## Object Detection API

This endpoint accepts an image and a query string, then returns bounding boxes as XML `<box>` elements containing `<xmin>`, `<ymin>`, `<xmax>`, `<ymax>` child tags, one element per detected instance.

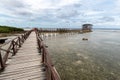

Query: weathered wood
<box><xmin>0</xmin><ymin>32</ymin><xmax>45</xmax><ymax>80</ymax></box>
<box><xmin>0</xmin><ymin>50</ymin><xmax>5</xmax><ymax>70</ymax></box>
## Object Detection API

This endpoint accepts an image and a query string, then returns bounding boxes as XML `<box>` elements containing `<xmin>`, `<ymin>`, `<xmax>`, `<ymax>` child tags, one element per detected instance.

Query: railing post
<box><xmin>0</xmin><ymin>50</ymin><xmax>4</xmax><ymax>70</ymax></box>
<box><xmin>18</xmin><ymin>37</ymin><xmax>21</xmax><ymax>47</ymax></box>
<box><xmin>38</xmin><ymin>41</ymin><xmax>42</xmax><ymax>53</ymax></box>
<box><xmin>45</xmin><ymin>66</ymin><xmax>51</xmax><ymax>80</ymax></box>
<box><xmin>42</xmin><ymin>48</ymin><xmax>45</xmax><ymax>63</ymax></box>
<box><xmin>12</xmin><ymin>40</ymin><xmax>16</xmax><ymax>56</ymax></box>
<box><xmin>51</xmin><ymin>72</ymin><xmax>54</xmax><ymax>80</ymax></box>
<box><xmin>23</xmin><ymin>34</ymin><xmax>25</xmax><ymax>40</ymax></box>
<box><xmin>21</xmin><ymin>35</ymin><xmax>24</xmax><ymax>43</ymax></box>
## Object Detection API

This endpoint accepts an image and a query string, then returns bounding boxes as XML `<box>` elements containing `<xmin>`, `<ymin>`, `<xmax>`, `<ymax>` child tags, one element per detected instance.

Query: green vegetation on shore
<box><xmin>0</xmin><ymin>25</ymin><xmax>24</xmax><ymax>33</ymax></box>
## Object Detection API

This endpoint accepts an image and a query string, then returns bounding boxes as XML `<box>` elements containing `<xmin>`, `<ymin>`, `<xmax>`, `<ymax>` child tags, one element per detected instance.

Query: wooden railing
<box><xmin>35</xmin><ymin>29</ymin><xmax>61</xmax><ymax>80</ymax></box>
<box><xmin>0</xmin><ymin>30</ymin><xmax>32</xmax><ymax>70</ymax></box>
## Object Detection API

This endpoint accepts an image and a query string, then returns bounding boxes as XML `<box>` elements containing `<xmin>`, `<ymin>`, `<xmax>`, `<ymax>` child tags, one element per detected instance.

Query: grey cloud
<box><xmin>0</xmin><ymin>0</ymin><xmax>27</xmax><ymax>10</ymax></box>
<box><xmin>14</xmin><ymin>10</ymin><xmax>33</xmax><ymax>16</ymax></box>
<box><xmin>46</xmin><ymin>0</ymin><xmax>60</xmax><ymax>4</ymax></box>
<box><xmin>8</xmin><ymin>0</ymin><xmax>26</xmax><ymax>8</ymax></box>
<box><xmin>55</xmin><ymin>3</ymin><xmax>81</xmax><ymax>19</ymax></box>
<box><xmin>29</xmin><ymin>13</ymin><xmax>59</xmax><ymax>23</ymax></box>
<box><xmin>57</xmin><ymin>10</ymin><xmax>79</xmax><ymax>19</ymax></box>
<box><xmin>99</xmin><ymin>16</ymin><xmax>115</xmax><ymax>22</ymax></box>
<box><xmin>72</xmin><ymin>3</ymin><xmax>81</xmax><ymax>8</ymax></box>
<box><xmin>0</xmin><ymin>0</ymin><xmax>32</xmax><ymax>17</ymax></box>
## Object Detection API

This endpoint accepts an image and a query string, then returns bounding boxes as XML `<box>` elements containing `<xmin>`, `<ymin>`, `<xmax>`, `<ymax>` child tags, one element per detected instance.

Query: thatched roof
<box><xmin>82</xmin><ymin>24</ymin><xmax>93</xmax><ymax>27</ymax></box>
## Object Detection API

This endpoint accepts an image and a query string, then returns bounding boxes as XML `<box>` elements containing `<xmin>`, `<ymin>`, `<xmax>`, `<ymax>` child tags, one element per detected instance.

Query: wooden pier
<box><xmin>0</xmin><ymin>29</ymin><xmax>61</xmax><ymax>80</ymax></box>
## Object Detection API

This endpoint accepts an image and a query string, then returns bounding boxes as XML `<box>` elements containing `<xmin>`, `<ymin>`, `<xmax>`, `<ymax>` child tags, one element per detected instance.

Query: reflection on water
<box><xmin>44</xmin><ymin>30</ymin><xmax>120</xmax><ymax>80</ymax></box>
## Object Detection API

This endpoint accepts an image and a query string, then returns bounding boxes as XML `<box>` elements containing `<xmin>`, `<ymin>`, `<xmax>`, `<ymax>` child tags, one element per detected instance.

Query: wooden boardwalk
<box><xmin>0</xmin><ymin>32</ymin><xmax>45</xmax><ymax>80</ymax></box>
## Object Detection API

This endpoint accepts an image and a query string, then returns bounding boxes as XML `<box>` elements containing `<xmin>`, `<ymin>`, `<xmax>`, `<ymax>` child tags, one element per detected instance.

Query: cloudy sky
<box><xmin>0</xmin><ymin>0</ymin><xmax>120</xmax><ymax>28</ymax></box>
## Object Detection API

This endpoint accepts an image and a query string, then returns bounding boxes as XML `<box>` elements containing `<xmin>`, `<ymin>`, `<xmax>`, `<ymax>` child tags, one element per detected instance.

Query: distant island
<box><xmin>0</xmin><ymin>25</ymin><xmax>24</xmax><ymax>37</ymax></box>
<box><xmin>0</xmin><ymin>25</ymin><xmax>24</xmax><ymax>33</ymax></box>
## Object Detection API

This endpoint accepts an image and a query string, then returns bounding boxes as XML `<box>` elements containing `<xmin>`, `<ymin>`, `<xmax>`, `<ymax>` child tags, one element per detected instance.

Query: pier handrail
<box><xmin>35</xmin><ymin>28</ymin><xmax>61</xmax><ymax>80</ymax></box>
<box><xmin>0</xmin><ymin>30</ymin><xmax>32</xmax><ymax>70</ymax></box>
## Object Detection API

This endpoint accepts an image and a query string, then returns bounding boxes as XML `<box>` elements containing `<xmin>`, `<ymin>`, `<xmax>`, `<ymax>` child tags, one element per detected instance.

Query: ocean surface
<box><xmin>44</xmin><ymin>30</ymin><xmax>120</xmax><ymax>80</ymax></box>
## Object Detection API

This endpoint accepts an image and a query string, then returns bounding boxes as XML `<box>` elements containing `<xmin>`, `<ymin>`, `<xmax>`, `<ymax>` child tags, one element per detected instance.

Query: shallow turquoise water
<box><xmin>44</xmin><ymin>30</ymin><xmax>120</xmax><ymax>80</ymax></box>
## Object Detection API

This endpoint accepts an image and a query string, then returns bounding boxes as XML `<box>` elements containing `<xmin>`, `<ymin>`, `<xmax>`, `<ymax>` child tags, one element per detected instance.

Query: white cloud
<box><xmin>0</xmin><ymin>0</ymin><xmax>120</xmax><ymax>28</ymax></box>
<box><xmin>83</xmin><ymin>10</ymin><xmax>104</xmax><ymax>16</ymax></box>
<box><xmin>22</xmin><ymin>0</ymin><xmax>80</xmax><ymax>10</ymax></box>
<box><xmin>59</xmin><ymin>0</ymin><xmax>80</xmax><ymax>6</ymax></box>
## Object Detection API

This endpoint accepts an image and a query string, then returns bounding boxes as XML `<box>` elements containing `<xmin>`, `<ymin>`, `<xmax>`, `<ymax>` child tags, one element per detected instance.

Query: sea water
<box><xmin>44</xmin><ymin>30</ymin><xmax>120</xmax><ymax>80</ymax></box>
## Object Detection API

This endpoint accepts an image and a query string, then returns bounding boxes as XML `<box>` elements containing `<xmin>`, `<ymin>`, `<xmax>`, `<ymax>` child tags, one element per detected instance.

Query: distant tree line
<box><xmin>0</xmin><ymin>25</ymin><xmax>24</xmax><ymax>33</ymax></box>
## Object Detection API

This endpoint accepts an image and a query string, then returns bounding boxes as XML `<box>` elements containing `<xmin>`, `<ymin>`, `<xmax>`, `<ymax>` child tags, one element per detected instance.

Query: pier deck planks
<box><xmin>0</xmin><ymin>32</ymin><xmax>45</xmax><ymax>80</ymax></box>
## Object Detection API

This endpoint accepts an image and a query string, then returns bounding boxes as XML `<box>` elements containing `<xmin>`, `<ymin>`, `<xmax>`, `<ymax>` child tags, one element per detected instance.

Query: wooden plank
<box><xmin>0</xmin><ymin>65</ymin><xmax>43</xmax><ymax>74</ymax></box>
<box><xmin>0</xmin><ymin>70</ymin><xmax>45</xmax><ymax>80</ymax></box>
<box><xmin>0</xmin><ymin>65</ymin><xmax>44</xmax><ymax>77</ymax></box>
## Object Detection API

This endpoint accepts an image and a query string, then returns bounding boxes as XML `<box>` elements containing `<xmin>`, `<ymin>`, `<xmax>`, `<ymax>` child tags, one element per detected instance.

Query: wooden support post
<box><xmin>39</xmin><ymin>41</ymin><xmax>42</xmax><ymax>53</ymax></box>
<box><xmin>18</xmin><ymin>37</ymin><xmax>21</xmax><ymax>47</ymax></box>
<box><xmin>42</xmin><ymin>48</ymin><xmax>45</xmax><ymax>63</ymax></box>
<box><xmin>21</xmin><ymin>35</ymin><xmax>24</xmax><ymax>43</ymax></box>
<box><xmin>15</xmin><ymin>43</ymin><xmax>17</xmax><ymax>53</ymax></box>
<box><xmin>0</xmin><ymin>50</ymin><xmax>5</xmax><ymax>70</ymax></box>
<box><xmin>12</xmin><ymin>41</ymin><xmax>16</xmax><ymax>56</ymax></box>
